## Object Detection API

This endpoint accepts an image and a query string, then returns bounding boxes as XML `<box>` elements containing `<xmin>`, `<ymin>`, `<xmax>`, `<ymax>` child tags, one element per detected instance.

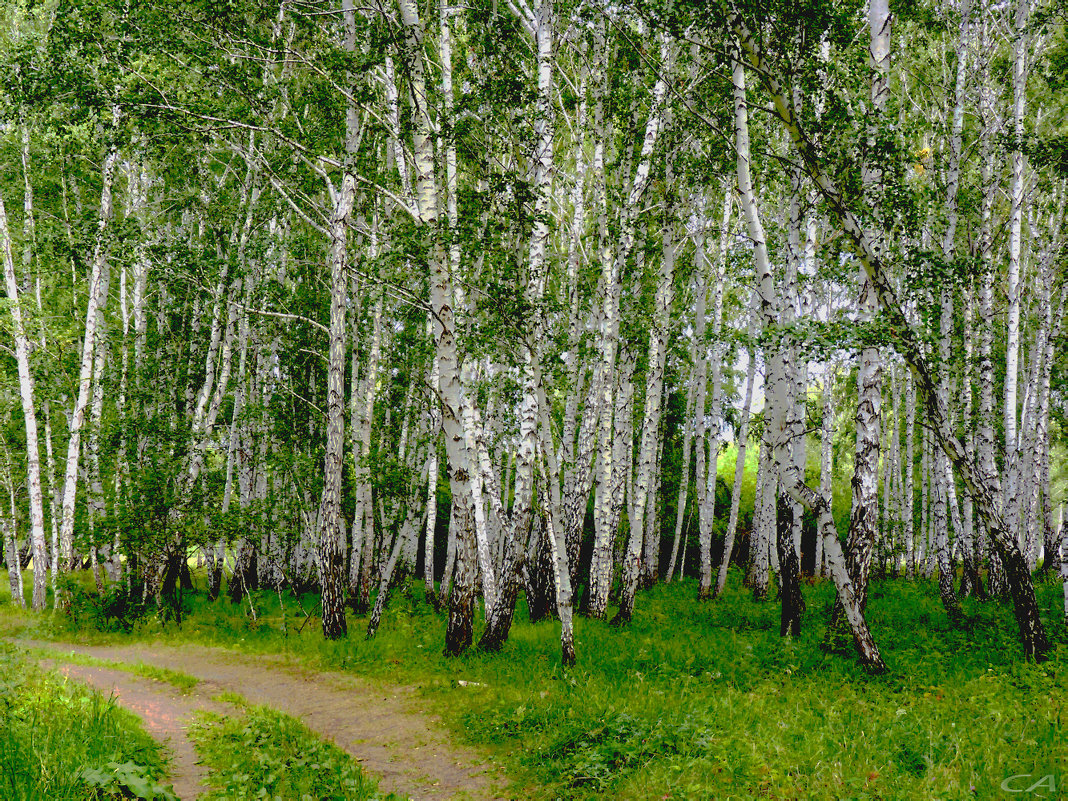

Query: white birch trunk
<box><xmin>1002</xmin><ymin>0</ymin><xmax>1030</xmax><ymax>547</ymax></box>
<box><xmin>398</xmin><ymin>0</ymin><xmax>480</xmax><ymax>655</ymax></box>
<box><xmin>0</xmin><ymin>197</ymin><xmax>47</xmax><ymax>609</ymax></box>
<box><xmin>716</xmin><ymin>297</ymin><xmax>758</xmax><ymax>596</ymax></box>
<box><xmin>666</xmin><ymin>366</ymin><xmax>695</xmax><ymax>583</ymax></box>
<box><xmin>58</xmin><ymin>145</ymin><xmax>118</xmax><ymax>577</ymax></box>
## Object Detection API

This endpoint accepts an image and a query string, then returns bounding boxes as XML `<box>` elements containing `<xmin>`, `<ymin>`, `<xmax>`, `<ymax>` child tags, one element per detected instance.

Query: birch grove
<box><xmin>0</xmin><ymin>0</ymin><xmax>1064</xmax><ymax>669</ymax></box>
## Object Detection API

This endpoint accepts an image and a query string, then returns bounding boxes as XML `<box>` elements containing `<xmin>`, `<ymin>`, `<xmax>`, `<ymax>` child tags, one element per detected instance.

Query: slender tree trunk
<box><xmin>817</xmin><ymin>362</ymin><xmax>837</xmax><ymax>579</ymax></box>
<box><xmin>0</xmin><ymin>198</ymin><xmax>47</xmax><ymax>609</ymax></box>
<box><xmin>398</xmin><ymin>0</ymin><xmax>480</xmax><ymax>655</ymax></box>
<box><xmin>2</xmin><ymin>449</ymin><xmax>24</xmax><ymax>608</ymax></box>
<box><xmin>588</xmin><ymin>33</ymin><xmax>670</xmax><ymax>621</ymax></box>
<box><xmin>697</xmin><ymin>192</ymin><xmax>731</xmax><ymax>601</ymax></box>
<box><xmin>636</xmin><ymin>182</ymin><xmax>678</xmax><ymax>591</ymax></box>
<box><xmin>1002</xmin><ymin>0</ymin><xmax>1030</xmax><ymax>549</ymax></box>
<box><xmin>58</xmin><ymin>144</ymin><xmax>118</xmax><ymax>582</ymax></box>
<box><xmin>318</xmin><ymin>173</ymin><xmax>355</xmax><ymax>640</ymax></box>
<box><xmin>481</xmin><ymin>0</ymin><xmax>556</xmax><ymax>647</ymax></box>
<box><xmin>537</xmin><ymin>381</ymin><xmax>576</xmax><ymax>665</ymax></box>
<box><xmin>424</xmin><ymin>355</ymin><xmax>441</xmax><ymax>603</ymax></box>
<box><xmin>733</xmin><ymin>30</ymin><xmax>885</xmax><ymax>672</ymax></box>
<box><xmin>840</xmin><ymin>0</ymin><xmax>889</xmax><ymax>615</ymax></box>
<box><xmin>666</xmin><ymin>366</ymin><xmax>695</xmax><ymax>583</ymax></box>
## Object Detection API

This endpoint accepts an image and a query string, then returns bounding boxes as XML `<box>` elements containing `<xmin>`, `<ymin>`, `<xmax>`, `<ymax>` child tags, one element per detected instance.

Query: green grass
<box><xmin>0</xmin><ymin>642</ymin><xmax>177</xmax><ymax>800</ymax></box>
<box><xmin>188</xmin><ymin>704</ymin><xmax>405</xmax><ymax>800</ymax></box>
<box><xmin>5</xmin><ymin>566</ymin><xmax>1068</xmax><ymax>799</ymax></box>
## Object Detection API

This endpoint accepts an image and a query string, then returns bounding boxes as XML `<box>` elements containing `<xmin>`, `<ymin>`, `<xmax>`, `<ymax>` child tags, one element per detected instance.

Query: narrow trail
<box><xmin>42</xmin><ymin>659</ymin><xmax>234</xmax><ymax>800</ymax></box>
<box><xmin>19</xmin><ymin>639</ymin><xmax>509</xmax><ymax>801</ymax></box>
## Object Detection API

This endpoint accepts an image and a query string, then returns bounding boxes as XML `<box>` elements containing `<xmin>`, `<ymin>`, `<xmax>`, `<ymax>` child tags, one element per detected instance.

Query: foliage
<box><xmin>64</xmin><ymin>579</ymin><xmax>151</xmax><ymax>633</ymax></box>
<box><xmin>77</xmin><ymin>761</ymin><xmax>179</xmax><ymax>801</ymax></box>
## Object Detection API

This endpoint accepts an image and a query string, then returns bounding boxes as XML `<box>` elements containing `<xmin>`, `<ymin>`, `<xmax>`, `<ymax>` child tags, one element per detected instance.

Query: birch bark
<box><xmin>733</xmin><ymin>29</ymin><xmax>884</xmax><ymax>670</ymax></box>
<box><xmin>398</xmin><ymin>0</ymin><xmax>480</xmax><ymax>655</ymax></box>
<box><xmin>58</xmin><ymin>143</ymin><xmax>118</xmax><ymax>579</ymax></box>
<box><xmin>480</xmin><ymin>0</ymin><xmax>556</xmax><ymax>647</ymax></box>
<box><xmin>0</xmin><ymin>197</ymin><xmax>47</xmax><ymax>609</ymax></box>
<box><xmin>1003</xmin><ymin>0</ymin><xmax>1030</xmax><ymax>546</ymax></box>
<box><xmin>716</xmin><ymin>297</ymin><xmax>758</xmax><ymax>596</ymax></box>
<box><xmin>588</xmin><ymin>35</ymin><xmax>671</xmax><ymax>620</ymax></box>
<box><xmin>841</xmin><ymin>0</ymin><xmax>889</xmax><ymax>614</ymax></box>
<box><xmin>318</xmin><ymin>170</ymin><xmax>356</xmax><ymax>638</ymax></box>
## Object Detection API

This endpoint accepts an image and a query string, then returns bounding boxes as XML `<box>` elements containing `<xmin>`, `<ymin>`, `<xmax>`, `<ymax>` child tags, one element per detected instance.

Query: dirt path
<box><xmin>20</xmin><ymin>639</ymin><xmax>509</xmax><ymax>801</ymax></box>
<box><xmin>40</xmin><ymin>659</ymin><xmax>235</xmax><ymax>800</ymax></box>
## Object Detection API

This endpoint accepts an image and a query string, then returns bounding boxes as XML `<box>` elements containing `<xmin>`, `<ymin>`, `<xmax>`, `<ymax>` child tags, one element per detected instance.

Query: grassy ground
<box><xmin>0</xmin><ymin>641</ymin><xmax>177</xmax><ymax>800</ymax></box>
<box><xmin>188</xmin><ymin>697</ymin><xmax>403</xmax><ymax>801</ymax></box>
<box><xmin>3</xmin><ymin>569</ymin><xmax>1066</xmax><ymax>799</ymax></box>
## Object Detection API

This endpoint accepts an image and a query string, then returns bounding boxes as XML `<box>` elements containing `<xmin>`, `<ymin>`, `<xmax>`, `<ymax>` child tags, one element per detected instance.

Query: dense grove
<box><xmin>0</xmin><ymin>0</ymin><xmax>1066</xmax><ymax>681</ymax></box>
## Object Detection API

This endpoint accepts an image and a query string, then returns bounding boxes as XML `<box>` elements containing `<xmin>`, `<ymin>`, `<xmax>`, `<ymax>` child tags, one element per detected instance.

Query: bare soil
<box><xmin>21</xmin><ymin>639</ymin><xmax>509</xmax><ymax>801</ymax></box>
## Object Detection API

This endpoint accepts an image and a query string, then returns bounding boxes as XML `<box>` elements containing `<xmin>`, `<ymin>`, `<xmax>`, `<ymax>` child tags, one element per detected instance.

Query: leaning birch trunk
<box><xmin>58</xmin><ymin>144</ymin><xmax>118</xmax><ymax>581</ymax></box>
<box><xmin>732</xmin><ymin>43</ymin><xmax>884</xmax><ymax>670</ymax></box>
<box><xmin>0</xmin><ymin>198</ymin><xmax>47</xmax><ymax>609</ymax></box>
<box><xmin>730</xmin><ymin>9</ymin><xmax>1050</xmax><ymax>661</ymax></box>
<box><xmin>367</xmin><ymin>502</ymin><xmax>422</xmax><ymax>639</ymax></box>
<box><xmin>398</xmin><ymin>0</ymin><xmax>480</xmax><ymax>655</ymax></box>
<box><xmin>318</xmin><ymin>172</ymin><xmax>355</xmax><ymax>640</ymax></box>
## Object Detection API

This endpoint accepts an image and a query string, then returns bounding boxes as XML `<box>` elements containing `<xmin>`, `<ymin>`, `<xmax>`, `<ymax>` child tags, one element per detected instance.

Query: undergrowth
<box><xmin>5</xmin><ymin>567</ymin><xmax>1067</xmax><ymax>799</ymax></box>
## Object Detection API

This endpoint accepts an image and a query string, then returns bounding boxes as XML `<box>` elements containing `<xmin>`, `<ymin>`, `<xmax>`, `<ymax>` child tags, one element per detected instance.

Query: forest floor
<box><xmin>15</xmin><ymin>638</ymin><xmax>509</xmax><ymax>801</ymax></box>
<box><xmin>3</xmin><ymin>574</ymin><xmax>1066</xmax><ymax>799</ymax></box>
